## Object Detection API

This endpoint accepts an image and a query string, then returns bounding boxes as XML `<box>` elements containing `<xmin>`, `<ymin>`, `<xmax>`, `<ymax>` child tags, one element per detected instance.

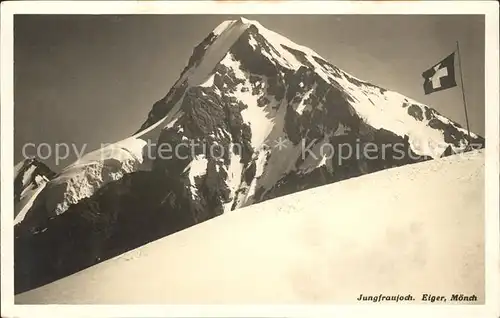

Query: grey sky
<box><xmin>14</xmin><ymin>15</ymin><xmax>485</xmax><ymax>170</ymax></box>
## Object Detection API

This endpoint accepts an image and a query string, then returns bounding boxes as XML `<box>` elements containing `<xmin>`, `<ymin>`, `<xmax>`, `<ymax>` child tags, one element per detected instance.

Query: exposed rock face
<box><xmin>14</xmin><ymin>17</ymin><xmax>485</xmax><ymax>294</ymax></box>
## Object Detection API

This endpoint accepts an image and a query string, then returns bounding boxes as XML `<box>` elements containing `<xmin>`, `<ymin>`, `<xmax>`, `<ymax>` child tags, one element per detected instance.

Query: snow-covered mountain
<box><xmin>14</xmin><ymin>17</ymin><xmax>485</xmax><ymax>294</ymax></box>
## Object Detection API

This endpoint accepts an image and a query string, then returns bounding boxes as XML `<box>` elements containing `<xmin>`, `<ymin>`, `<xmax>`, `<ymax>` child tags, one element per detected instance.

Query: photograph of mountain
<box><xmin>8</xmin><ymin>11</ymin><xmax>491</xmax><ymax>306</ymax></box>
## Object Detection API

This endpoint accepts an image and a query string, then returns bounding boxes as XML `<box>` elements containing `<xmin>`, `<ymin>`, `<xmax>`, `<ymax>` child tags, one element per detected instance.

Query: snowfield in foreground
<box><xmin>16</xmin><ymin>149</ymin><xmax>484</xmax><ymax>304</ymax></box>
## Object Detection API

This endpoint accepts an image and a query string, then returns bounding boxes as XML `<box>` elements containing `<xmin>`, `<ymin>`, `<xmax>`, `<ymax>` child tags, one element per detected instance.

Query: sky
<box><xmin>14</xmin><ymin>14</ymin><xmax>485</xmax><ymax>170</ymax></box>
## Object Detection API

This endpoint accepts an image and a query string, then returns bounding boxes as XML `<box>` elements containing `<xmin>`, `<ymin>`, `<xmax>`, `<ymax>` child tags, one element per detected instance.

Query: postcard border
<box><xmin>1</xmin><ymin>1</ymin><xmax>498</xmax><ymax>317</ymax></box>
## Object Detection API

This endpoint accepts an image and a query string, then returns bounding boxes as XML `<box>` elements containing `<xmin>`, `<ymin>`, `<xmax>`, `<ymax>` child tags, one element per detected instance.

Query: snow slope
<box><xmin>14</xmin><ymin>182</ymin><xmax>47</xmax><ymax>225</ymax></box>
<box><xmin>16</xmin><ymin>149</ymin><xmax>485</xmax><ymax>304</ymax></box>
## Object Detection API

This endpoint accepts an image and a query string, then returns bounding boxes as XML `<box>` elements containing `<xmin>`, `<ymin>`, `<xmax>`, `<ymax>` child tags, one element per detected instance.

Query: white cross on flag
<box><xmin>422</xmin><ymin>52</ymin><xmax>457</xmax><ymax>95</ymax></box>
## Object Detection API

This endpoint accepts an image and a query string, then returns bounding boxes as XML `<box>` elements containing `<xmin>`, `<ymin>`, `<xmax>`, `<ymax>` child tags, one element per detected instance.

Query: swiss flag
<box><xmin>422</xmin><ymin>52</ymin><xmax>457</xmax><ymax>95</ymax></box>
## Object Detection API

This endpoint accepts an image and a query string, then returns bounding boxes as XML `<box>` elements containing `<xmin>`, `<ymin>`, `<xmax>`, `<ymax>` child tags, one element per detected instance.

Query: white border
<box><xmin>1</xmin><ymin>1</ymin><xmax>499</xmax><ymax>317</ymax></box>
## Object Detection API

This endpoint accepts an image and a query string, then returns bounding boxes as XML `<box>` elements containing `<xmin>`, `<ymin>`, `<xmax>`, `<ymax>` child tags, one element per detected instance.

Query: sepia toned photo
<box><xmin>1</xmin><ymin>1</ymin><xmax>499</xmax><ymax>318</ymax></box>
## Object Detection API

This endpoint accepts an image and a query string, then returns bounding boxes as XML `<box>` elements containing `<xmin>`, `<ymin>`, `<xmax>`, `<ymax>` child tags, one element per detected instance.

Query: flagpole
<box><xmin>455</xmin><ymin>40</ymin><xmax>472</xmax><ymax>147</ymax></box>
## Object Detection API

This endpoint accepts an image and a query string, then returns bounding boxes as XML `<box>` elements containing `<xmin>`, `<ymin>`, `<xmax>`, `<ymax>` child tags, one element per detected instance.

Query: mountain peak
<box><xmin>14</xmin><ymin>156</ymin><xmax>57</xmax><ymax>225</ymax></box>
<box><xmin>237</xmin><ymin>16</ymin><xmax>252</xmax><ymax>24</ymax></box>
<box><xmin>14</xmin><ymin>157</ymin><xmax>52</xmax><ymax>179</ymax></box>
<box><xmin>212</xmin><ymin>17</ymin><xmax>256</xmax><ymax>34</ymax></box>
